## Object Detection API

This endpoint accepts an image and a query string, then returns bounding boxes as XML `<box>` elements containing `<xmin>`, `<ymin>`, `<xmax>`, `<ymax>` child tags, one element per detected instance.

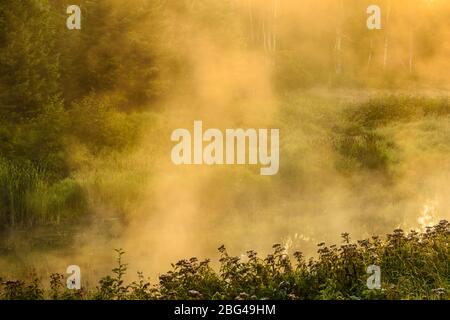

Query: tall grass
<box><xmin>333</xmin><ymin>95</ymin><xmax>450</xmax><ymax>174</ymax></box>
<box><xmin>0</xmin><ymin>159</ymin><xmax>41</xmax><ymax>227</ymax></box>
<box><xmin>0</xmin><ymin>158</ymin><xmax>87</xmax><ymax>228</ymax></box>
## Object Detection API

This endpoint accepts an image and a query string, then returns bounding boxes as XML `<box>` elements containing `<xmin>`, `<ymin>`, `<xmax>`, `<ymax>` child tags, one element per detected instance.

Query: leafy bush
<box><xmin>69</xmin><ymin>95</ymin><xmax>140</xmax><ymax>153</ymax></box>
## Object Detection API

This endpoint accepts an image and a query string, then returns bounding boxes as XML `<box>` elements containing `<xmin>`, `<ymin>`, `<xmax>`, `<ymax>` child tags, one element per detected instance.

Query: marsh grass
<box><xmin>1</xmin><ymin>94</ymin><xmax>448</xmax><ymax>228</ymax></box>
<box><xmin>0</xmin><ymin>158</ymin><xmax>87</xmax><ymax>228</ymax></box>
<box><xmin>333</xmin><ymin>95</ymin><xmax>450</xmax><ymax>175</ymax></box>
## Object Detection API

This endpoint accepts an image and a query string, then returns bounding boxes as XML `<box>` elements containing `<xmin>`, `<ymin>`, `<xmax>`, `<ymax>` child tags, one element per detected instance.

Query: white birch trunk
<box><xmin>383</xmin><ymin>0</ymin><xmax>392</xmax><ymax>71</ymax></box>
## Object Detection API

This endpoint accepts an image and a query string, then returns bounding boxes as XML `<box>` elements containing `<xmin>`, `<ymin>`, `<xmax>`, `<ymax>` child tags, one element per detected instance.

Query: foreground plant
<box><xmin>0</xmin><ymin>221</ymin><xmax>448</xmax><ymax>300</ymax></box>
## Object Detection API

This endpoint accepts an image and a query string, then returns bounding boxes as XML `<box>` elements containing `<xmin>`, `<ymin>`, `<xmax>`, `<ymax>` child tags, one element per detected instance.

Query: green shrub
<box><xmin>69</xmin><ymin>95</ymin><xmax>140</xmax><ymax>154</ymax></box>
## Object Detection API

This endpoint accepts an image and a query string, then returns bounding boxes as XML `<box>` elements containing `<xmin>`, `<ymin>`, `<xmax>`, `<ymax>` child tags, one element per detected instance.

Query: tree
<box><xmin>382</xmin><ymin>0</ymin><xmax>392</xmax><ymax>71</ymax></box>
<box><xmin>334</xmin><ymin>0</ymin><xmax>344</xmax><ymax>75</ymax></box>
<box><xmin>245</xmin><ymin>0</ymin><xmax>278</xmax><ymax>54</ymax></box>
<box><xmin>0</xmin><ymin>0</ymin><xmax>61</xmax><ymax>122</ymax></box>
<box><xmin>56</xmin><ymin>0</ymin><xmax>169</xmax><ymax>109</ymax></box>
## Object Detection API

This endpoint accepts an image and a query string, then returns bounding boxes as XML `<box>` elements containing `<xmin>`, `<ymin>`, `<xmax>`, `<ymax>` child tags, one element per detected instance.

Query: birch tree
<box><xmin>383</xmin><ymin>0</ymin><xmax>392</xmax><ymax>71</ymax></box>
<box><xmin>334</xmin><ymin>0</ymin><xmax>344</xmax><ymax>75</ymax></box>
<box><xmin>247</xmin><ymin>0</ymin><xmax>278</xmax><ymax>54</ymax></box>
<box><xmin>409</xmin><ymin>30</ymin><xmax>414</xmax><ymax>74</ymax></box>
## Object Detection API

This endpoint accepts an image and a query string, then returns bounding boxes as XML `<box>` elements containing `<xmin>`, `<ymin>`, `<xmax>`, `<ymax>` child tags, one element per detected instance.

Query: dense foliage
<box><xmin>0</xmin><ymin>0</ymin><xmax>166</xmax><ymax>228</ymax></box>
<box><xmin>0</xmin><ymin>0</ymin><xmax>449</xmax><ymax>301</ymax></box>
<box><xmin>1</xmin><ymin>0</ymin><xmax>450</xmax><ymax>228</ymax></box>
<box><xmin>0</xmin><ymin>221</ymin><xmax>448</xmax><ymax>300</ymax></box>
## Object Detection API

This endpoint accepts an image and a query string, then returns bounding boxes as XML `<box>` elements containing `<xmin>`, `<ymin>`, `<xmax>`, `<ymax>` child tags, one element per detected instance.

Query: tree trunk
<box><xmin>368</xmin><ymin>38</ymin><xmax>373</xmax><ymax>68</ymax></box>
<box><xmin>383</xmin><ymin>0</ymin><xmax>392</xmax><ymax>71</ymax></box>
<box><xmin>248</xmin><ymin>0</ymin><xmax>255</xmax><ymax>46</ymax></box>
<box><xmin>409</xmin><ymin>30</ymin><xmax>414</xmax><ymax>74</ymax></box>
<box><xmin>335</xmin><ymin>0</ymin><xmax>344</xmax><ymax>75</ymax></box>
<box><xmin>272</xmin><ymin>0</ymin><xmax>278</xmax><ymax>52</ymax></box>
